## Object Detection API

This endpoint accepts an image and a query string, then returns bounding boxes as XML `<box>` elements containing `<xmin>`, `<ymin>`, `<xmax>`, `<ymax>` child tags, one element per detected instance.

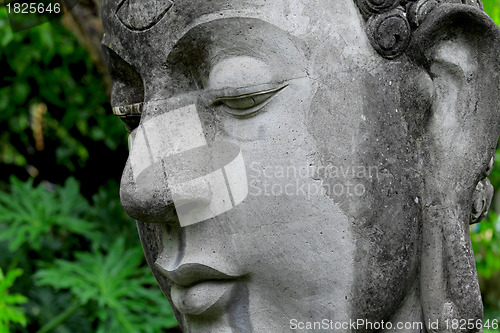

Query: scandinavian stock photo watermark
<box><xmin>128</xmin><ymin>99</ymin><xmax>384</xmax><ymax>226</ymax></box>
<box><xmin>248</xmin><ymin>162</ymin><xmax>381</xmax><ymax>200</ymax></box>
<box><xmin>125</xmin><ymin>97</ymin><xmax>385</xmax><ymax>228</ymax></box>
<box><xmin>127</xmin><ymin>100</ymin><xmax>248</xmax><ymax>228</ymax></box>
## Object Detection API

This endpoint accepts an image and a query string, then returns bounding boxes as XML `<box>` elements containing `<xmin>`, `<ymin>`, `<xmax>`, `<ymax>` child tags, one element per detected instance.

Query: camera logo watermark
<box><xmin>128</xmin><ymin>101</ymin><xmax>248</xmax><ymax>228</ymax></box>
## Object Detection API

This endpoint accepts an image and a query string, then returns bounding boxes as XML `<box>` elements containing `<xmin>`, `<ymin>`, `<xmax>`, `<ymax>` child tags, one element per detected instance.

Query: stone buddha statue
<box><xmin>101</xmin><ymin>0</ymin><xmax>500</xmax><ymax>331</ymax></box>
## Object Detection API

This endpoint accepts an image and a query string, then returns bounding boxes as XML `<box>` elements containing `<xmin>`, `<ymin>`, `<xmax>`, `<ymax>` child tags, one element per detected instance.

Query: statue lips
<box><xmin>162</xmin><ymin>263</ymin><xmax>240</xmax><ymax>287</ymax></box>
<box><xmin>155</xmin><ymin>262</ymin><xmax>242</xmax><ymax>315</ymax></box>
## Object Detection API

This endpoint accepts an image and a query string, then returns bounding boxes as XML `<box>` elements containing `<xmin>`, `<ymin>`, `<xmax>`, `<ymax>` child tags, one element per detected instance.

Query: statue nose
<box><xmin>120</xmin><ymin>159</ymin><xmax>213</xmax><ymax>224</ymax></box>
<box><xmin>120</xmin><ymin>101</ymin><xmax>213</xmax><ymax>224</ymax></box>
<box><xmin>120</xmin><ymin>159</ymin><xmax>176</xmax><ymax>224</ymax></box>
<box><xmin>119</xmin><ymin>102</ymin><xmax>248</xmax><ymax>227</ymax></box>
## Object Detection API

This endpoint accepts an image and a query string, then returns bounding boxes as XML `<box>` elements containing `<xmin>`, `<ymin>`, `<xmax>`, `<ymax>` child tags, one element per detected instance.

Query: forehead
<box><xmin>101</xmin><ymin>0</ymin><xmax>363</xmax><ymax>62</ymax></box>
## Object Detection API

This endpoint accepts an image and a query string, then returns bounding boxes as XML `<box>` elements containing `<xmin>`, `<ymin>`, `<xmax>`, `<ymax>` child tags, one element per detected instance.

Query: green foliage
<box><xmin>473</xmin><ymin>213</ymin><xmax>500</xmax><ymax>278</ymax></box>
<box><xmin>0</xmin><ymin>6</ymin><xmax>127</xmax><ymax>189</ymax></box>
<box><xmin>35</xmin><ymin>237</ymin><xmax>177</xmax><ymax>333</ymax></box>
<box><xmin>483</xmin><ymin>310</ymin><xmax>500</xmax><ymax>333</ymax></box>
<box><xmin>0</xmin><ymin>8</ymin><xmax>174</xmax><ymax>329</ymax></box>
<box><xmin>0</xmin><ymin>8</ymin><xmax>178</xmax><ymax>324</ymax></box>
<box><xmin>0</xmin><ymin>177</ymin><xmax>178</xmax><ymax>332</ymax></box>
<box><xmin>0</xmin><ymin>269</ymin><xmax>27</xmax><ymax>333</ymax></box>
<box><xmin>0</xmin><ymin>177</ymin><xmax>97</xmax><ymax>251</ymax></box>
<box><xmin>483</xmin><ymin>0</ymin><xmax>500</xmax><ymax>25</ymax></box>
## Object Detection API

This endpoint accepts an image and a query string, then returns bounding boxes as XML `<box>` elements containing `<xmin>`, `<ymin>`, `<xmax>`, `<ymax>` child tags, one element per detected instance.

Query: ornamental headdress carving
<box><xmin>354</xmin><ymin>0</ymin><xmax>483</xmax><ymax>58</ymax></box>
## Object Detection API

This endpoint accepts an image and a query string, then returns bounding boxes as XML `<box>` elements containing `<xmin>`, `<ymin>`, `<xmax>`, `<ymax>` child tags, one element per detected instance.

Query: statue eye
<box><xmin>219</xmin><ymin>91</ymin><xmax>276</xmax><ymax>109</ymax></box>
<box><xmin>112</xmin><ymin>102</ymin><xmax>143</xmax><ymax>132</ymax></box>
<box><xmin>214</xmin><ymin>85</ymin><xmax>287</xmax><ymax>117</ymax></box>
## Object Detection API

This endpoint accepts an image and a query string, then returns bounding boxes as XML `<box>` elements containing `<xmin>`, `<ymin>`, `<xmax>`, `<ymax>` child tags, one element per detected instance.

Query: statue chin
<box><xmin>101</xmin><ymin>0</ymin><xmax>500</xmax><ymax>331</ymax></box>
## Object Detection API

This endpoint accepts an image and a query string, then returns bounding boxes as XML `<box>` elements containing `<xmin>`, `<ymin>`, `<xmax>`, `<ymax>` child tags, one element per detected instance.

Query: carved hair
<box><xmin>354</xmin><ymin>0</ymin><xmax>483</xmax><ymax>59</ymax></box>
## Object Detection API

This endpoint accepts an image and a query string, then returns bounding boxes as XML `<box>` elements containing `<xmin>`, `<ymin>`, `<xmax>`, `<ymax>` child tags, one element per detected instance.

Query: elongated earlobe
<box><xmin>407</xmin><ymin>4</ymin><xmax>500</xmax><ymax>332</ymax></box>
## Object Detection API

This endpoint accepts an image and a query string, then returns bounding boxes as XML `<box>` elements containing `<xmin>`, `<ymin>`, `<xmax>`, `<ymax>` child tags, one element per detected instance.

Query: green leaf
<box><xmin>35</xmin><ymin>237</ymin><xmax>177</xmax><ymax>332</ymax></box>
<box><xmin>0</xmin><ymin>176</ymin><xmax>97</xmax><ymax>252</ymax></box>
<box><xmin>0</xmin><ymin>268</ymin><xmax>28</xmax><ymax>332</ymax></box>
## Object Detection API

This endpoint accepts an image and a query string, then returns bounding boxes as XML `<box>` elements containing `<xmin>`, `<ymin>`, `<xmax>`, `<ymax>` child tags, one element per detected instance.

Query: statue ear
<box><xmin>407</xmin><ymin>4</ymin><xmax>500</xmax><ymax>331</ymax></box>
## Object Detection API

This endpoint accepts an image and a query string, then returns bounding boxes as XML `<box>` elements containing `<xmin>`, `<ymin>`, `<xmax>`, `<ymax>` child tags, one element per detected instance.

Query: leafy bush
<box><xmin>0</xmin><ymin>177</ymin><xmax>97</xmax><ymax>252</ymax></box>
<box><xmin>0</xmin><ymin>178</ymin><xmax>178</xmax><ymax>332</ymax></box>
<box><xmin>473</xmin><ymin>212</ymin><xmax>500</xmax><ymax>279</ymax></box>
<box><xmin>0</xmin><ymin>6</ymin><xmax>128</xmax><ymax>195</ymax></box>
<box><xmin>36</xmin><ymin>237</ymin><xmax>177</xmax><ymax>333</ymax></box>
<box><xmin>484</xmin><ymin>0</ymin><xmax>500</xmax><ymax>25</ymax></box>
<box><xmin>0</xmin><ymin>268</ymin><xmax>27</xmax><ymax>333</ymax></box>
<box><xmin>0</xmin><ymin>4</ymin><xmax>181</xmax><ymax>330</ymax></box>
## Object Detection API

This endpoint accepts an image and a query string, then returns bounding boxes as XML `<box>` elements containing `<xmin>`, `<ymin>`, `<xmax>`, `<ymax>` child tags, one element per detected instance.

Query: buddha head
<box><xmin>101</xmin><ymin>0</ymin><xmax>500</xmax><ymax>331</ymax></box>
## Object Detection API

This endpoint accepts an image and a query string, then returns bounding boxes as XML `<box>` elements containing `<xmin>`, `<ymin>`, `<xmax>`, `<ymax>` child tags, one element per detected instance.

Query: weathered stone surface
<box><xmin>102</xmin><ymin>0</ymin><xmax>500</xmax><ymax>331</ymax></box>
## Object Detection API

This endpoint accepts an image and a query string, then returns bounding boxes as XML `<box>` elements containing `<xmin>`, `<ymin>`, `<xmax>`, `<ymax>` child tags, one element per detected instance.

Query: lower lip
<box><xmin>171</xmin><ymin>280</ymin><xmax>234</xmax><ymax>315</ymax></box>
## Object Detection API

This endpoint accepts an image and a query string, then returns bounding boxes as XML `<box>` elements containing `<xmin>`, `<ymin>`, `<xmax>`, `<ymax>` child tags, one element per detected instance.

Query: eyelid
<box><xmin>112</xmin><ymin>80</ymin><xmax>289</xmax><ymax>126</ymax></box>
<box><xmin>214</xmin><ymin>85</ymin><xmax>286</xmax><ymax>103</ymax></box>
<box><xmin>208</xmin><ymin>81</ymin><xmax>288</xmax><ymax>100</ymax></box>
<box><xmin>209</xmin><ymin>83</ymin><xmax>288</xmax><ymax>117</ymax></box>
<box><xmin>217</xmin><ymin>90</ymin><xmax>277</xmax><ymax>110</ymax></box>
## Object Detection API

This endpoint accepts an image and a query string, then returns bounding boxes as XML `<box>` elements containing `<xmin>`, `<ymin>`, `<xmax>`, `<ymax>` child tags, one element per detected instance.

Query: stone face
<box><xmin>101</xmin><ymin>0</ymin><xmax>500</xmax><ymax>331</ymax></box>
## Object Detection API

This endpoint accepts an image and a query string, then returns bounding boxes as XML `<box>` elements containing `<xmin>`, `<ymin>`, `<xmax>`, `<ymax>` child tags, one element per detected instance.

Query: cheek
<box><xmin>306</xmin><ymin>65</ymin><xmax>423</xmax><ymax>321</ymax></box>
<box><xmin>216</xmin><ymin>78</ymin><xmax>315</xmax><ymax>146</ymax></box>
<box><xmin>352</xmin><ymin>211</ymin><xmax>421</xmax><ymax>321</ymax></box>
<box><xmin>345</xmin><ymin>65</ymin><xmax>423</xmax><ymax>321</ymax></box>
<box><xmin>220</xmin><ymin>166</ymin><xmax>357</xmax><ymax>322</ymax></box>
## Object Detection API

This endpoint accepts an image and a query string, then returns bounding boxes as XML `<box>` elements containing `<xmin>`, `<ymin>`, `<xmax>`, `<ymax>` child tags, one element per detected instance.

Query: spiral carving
<box><xmin>355</xmin><ymin>0</ymin><xmax>484</xmax><ymax>59</ymax></box>
<box><xmin>355</xmin><ymin>0</ymin><xmax>400</xmax><ymax>19</ymax></box>
<box><xmin>366</xmin><ymin>7</ymin><xmax>411</xmax><ymax>59</ymax></box>
<box><xmin>407</xmin><ymin>0</ymin><xmax>438</xmax><ymax>28</ymax></box>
